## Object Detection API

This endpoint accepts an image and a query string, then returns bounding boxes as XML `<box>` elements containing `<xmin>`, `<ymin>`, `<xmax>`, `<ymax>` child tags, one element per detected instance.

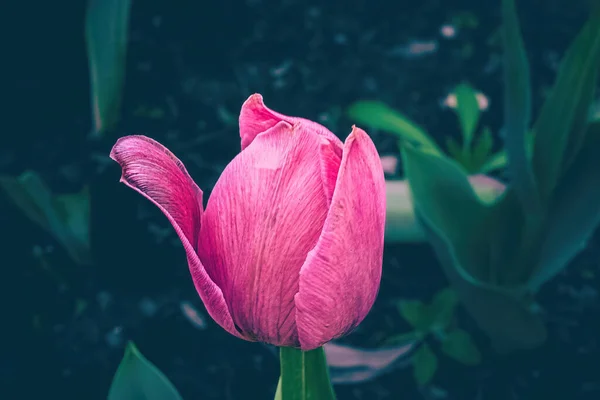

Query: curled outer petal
<box><xmin>295</xmin><ymin>127</ymin><xmax>386</xmax><ymax>350</ymax></box>
<box><xmin>109</xmin><ymin>135</ymin><xmax>244</xmax><ymax>340</ymax></box>
<box><xmin>239</xmin><ymin>93</ymin><xmax>343</xmax><ymax>203</ymax></box>
<box><xmin>239</xmin><ymin>93</ymin><xmax>343</xmax><ymax>151</ymax></box>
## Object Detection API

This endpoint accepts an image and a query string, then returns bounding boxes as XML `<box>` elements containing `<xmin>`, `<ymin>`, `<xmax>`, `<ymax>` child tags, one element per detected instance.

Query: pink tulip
<box><xmin>110</xmin><ymin>94</ymin><xmax>386</xmax><ymax>350</ymax></box>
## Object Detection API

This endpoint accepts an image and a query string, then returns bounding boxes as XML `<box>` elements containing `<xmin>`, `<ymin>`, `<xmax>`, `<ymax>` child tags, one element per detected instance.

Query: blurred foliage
<box><xmin>86</xmin><ymin>0</ymin><xmax>133</xmax><ymax>137</ymax></box>
<box><xmin>348</xmin><ymin>83</ymin><xmax>507</xmax><ymax>174</ymax></box>
<box><xmin>387</xmin><ymin>288</ymin><xmax>481</xmax><ymax>386</ymax></box>
<box><xmin>108</xmin><ymin>342</ymin><xmax>183</xmax><ymax>400</ymax></box>
<box><xmin>401</xmin><ymin>0</ymin><xmax>600</xmax><ymax>352</ymax></box>
<box><xmin>0</xmin><ymin>171</ymin><xmax>91</xmax><ymax>265</ymax></box>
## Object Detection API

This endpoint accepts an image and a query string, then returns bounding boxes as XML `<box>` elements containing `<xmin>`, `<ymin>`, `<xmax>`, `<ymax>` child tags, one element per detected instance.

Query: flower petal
<box><xmin>239</xmin><ymin>93</ymin><xmax>343</xmax><ymax>203</ymax></box>
<box><xmin>109</xmin><ymin>135</ymin><xmax>244</xmax><ymax>340</ymax></box>
<box><xmin>198</xmin><ymin>121</ymin><xmax>330</xmax><ymax>346</ymax></box>
<box><xmin>295</xmin><ymin>127</ymin><xmax>386</xmax><ymax>350</ymax></box>
<box><xmin>239</xmin><ymin>93</ymin><xmax>343</xmax><ymax>150</ymax></box>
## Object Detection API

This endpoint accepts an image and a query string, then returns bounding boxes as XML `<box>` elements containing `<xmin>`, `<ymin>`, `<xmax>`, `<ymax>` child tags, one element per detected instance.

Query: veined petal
<box><xmin>295</xmin><ymin>127</ymin><xmax>386</xmax><ymax>350</ymax></box>
<box><xmin>198</xmin><ymin>121</ymin><xmax>330</xmax><ymax>347</ymax></box>
<box><xmin>239</xmin><ymin>94</ymin><xmax>343</xmax><ymax>203</ymax></box>
<box><xmin>239</xmin><ymin>93</ymin><xmax>343</xmax><ymax>150</ymax></box>
<box><xmin>109</xmin><ymin>135</ymin><xmax>244</xmax><ymax>340</ymax></box>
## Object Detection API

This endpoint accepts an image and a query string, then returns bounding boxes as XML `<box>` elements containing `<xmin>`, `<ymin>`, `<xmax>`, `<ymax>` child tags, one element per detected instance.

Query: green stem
<box><xmin>277</xmin><ymin>346</ymin><xmax>336</xmax><ymax>400</ymax></box>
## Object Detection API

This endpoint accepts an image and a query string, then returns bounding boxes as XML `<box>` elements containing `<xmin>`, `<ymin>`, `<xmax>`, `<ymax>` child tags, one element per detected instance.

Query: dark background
<box><xmin>2</xmin><ymin>0</ymin><xmax>598</xmax><ymax>399</ymax></box>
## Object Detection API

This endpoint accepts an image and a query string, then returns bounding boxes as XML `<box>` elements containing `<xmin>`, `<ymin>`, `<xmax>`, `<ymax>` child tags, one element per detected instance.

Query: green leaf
<box><xmin>86</xmin><ymin>0</ymin><xmax>133</xmax><ymax>137</ymax></box>
<box><xmin>347</xmin><ymin>101</ymin><xmax>443</xmax><ymax>154</ymax></box>
<box><xmin>429</xmin><ymin>288</ymin><xmax>459</xmax><ymax>329</ymax></box>
<box><xmin>453</xmin><ymin>83</ymin><xmax>481</xmax><ymax>148</ymax></box>
<box><xmin>440</xmin><ymin>329</ymin><xmax>482</xmax><ymax>365</ymax></box>
<box><xmin>279</xmin><ymin>346</ymin><xmax>336</xmax><ymax>400</ymax></box>
<box><xmin>397</xmin><ymin>300</ymin><xmax>433</xmax><ymax>332</ymax></box>
<box><xmin>480</xmin><ymin>150</ymin><xmax>508</xmax><ymax>173</ymax></box>
<box><xmin>485</xmin><ymin>190</ymin><xmax>528</xmax><ymax>285</ymax></box>
<box><xmin>418</xmin><ymin>217</ymin><xmax>547</xmax><ymax>352</ymax></box>
<box><xmin>502</xmin><ymin>0</ymin><xmax>539</xmax><ymax>213</ymax></box>
<box><xmin>108</xmin><ymin>342</ymin><xmax>183</xmax><ymax>400</ymax></box>
<box><xmin>531</xmin><ymin>9</ymin><xmax>600</xmax><ymax>202</ymax></box>
<box><xmin>0</xmin><ymin>172</ymin><xmax>91</xmax><ymax>265</ymax></box>
<box><xmin>531</xmin><ymin>122</ymin><xmax>600</xmax><ymax>289</ymax></box>
<box><xmin>470</xmin><ymin>127</ymin><xmax>494</xmax><ymax>171</ymax></box>
<box><xmin>383</xmin><ymin>331</ymin><xmax>422</xmax><ymax>346</ymax></box>
<box><xmin>413</xmin><ymin>343</ymin><xmax>438</xmax><ymax>386</ymax></box>
<box><xmin>400</xmin><ymin>144</ymin><xmax>490</xmax><ymax>283</ymax></box>
<box><xmin>445</xmin><ymin>137</ymin><xmax>470</xmax><ymax>169</ymax></box>
<box><xmin>384</xmin><ymin>181</ymin><xmax>427</xmax><ymax>243</ymax></box>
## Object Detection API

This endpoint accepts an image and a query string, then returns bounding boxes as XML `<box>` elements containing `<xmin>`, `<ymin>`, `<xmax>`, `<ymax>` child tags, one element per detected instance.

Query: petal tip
<box><xmin>241</xmin><ymin>93</ymin><xmax>266</xmax><ymax>110</ymax></box>
<box><xmin>349</xmin><ymin>125</ymin><xmax>369</xmax><ymax>140</ymax></box>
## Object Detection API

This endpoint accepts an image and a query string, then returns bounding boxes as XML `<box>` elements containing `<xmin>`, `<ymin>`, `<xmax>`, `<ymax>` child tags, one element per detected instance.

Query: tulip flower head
<box><xmin>110</xmin><ymin>94</ymin><xmax>386</xmax><ymax>350</ymax></box>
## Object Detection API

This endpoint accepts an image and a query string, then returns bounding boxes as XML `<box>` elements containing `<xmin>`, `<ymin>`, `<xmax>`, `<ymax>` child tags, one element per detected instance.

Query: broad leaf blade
<box><xmin>429</xmin><ymin>287</ymin><xmax>459</xmax><ymax>329</ymax></box>
<box><xmin>397</xmin><ymin>300</ymin><xmax>432</xmax><ymax>332</ymax></box>
<box><xmin>531</xmin><ymin>122</ymin><xmax>600</xmax><ymax>289</ymax></box>
<box><xmin>86</xmin><ymin>0</ymin><xmax>133</xmax><ymax>136</ymax></box>
<box><xmin>400</xmin><ymin>144</ymin><xmax>490</xmax><ymax>283</ymax></box>
<box><xmin>419</xmin><ymin>216</ymin><xmax>547</xmax><ymax>352</ymax></box>
<box><xmin>413</xmin><ymin>343</ymin><xmax>437</xmax><ymax>386</ymax></box>
<box><xmin>502</xmin><ymin>0</ymin><xmax>539</xmax><ymax>213</ymax></box>
<box><xmin>347</xmin><ymin>101</ymin><xmax>443</xmax><ymax>154</ymax></box>
<box><xmin>384</xmin><ymin>177</ymin><xmax>506</xmax><ymax>244</ymax></box>
<box><xmin>385</xmin><ymin>180</ymin><xmax>426</xmax><ymax>243</ymax></box>
<box><xmin>108</xmin><ymin>342</ymin><xmax>183</xmax><ymax>400</ymax></box>
<box><xmin>440</xmin><ymin>329</ymin><xmax>481</xmax><ymax>365</ymax></box>
<box><xmin>470</xmin><ymin>127</ymin><xmax>494</xmax><ymax>171</ymax></box>
<box><xmin>454</xmin><ymin>83</ymin><xmax>481</xmax><ymax>147</ymax></box>
<box><xmin>531</xmin><ymin>9</ymin><xmax>600</xmax><ymax>201</ymax></box>
<box><xmin>0</xmin><ymin>172</ymin><xmax>91</xmax><ymax>265</ymax></box>
<box><xmin>480</xmin><ymin>150</ymin><xmax>507</xmax><ymax>173</ymax></box>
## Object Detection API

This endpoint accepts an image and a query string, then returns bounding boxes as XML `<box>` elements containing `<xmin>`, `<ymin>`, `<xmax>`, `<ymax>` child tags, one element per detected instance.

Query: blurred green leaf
<box><xmin>397</xmin><ymin>300</ymin><xmax>433</xmax><ymax>332</ymax></box>
<box><xmin>108</xmin><ymin>342</ymin><xmax>183</xmax><ymax>400</ymax></box>
<box><xmin>531</xmin><ymin>122</ymin><xmax>600</xmax><ymax>289</ymax></box>
<box><xmin>480</xmin><ymin>150</ymin><xmax>507</xmax><ymax>174</ymax></box>
<box><xmin>383</xmin><ymin>331</ymin><xmax>422</xmax><ymax>346</ymax></box>
<box><xmin>86</xmin><ymin>0</ymin><xmax>133</xmax><ymax>136</ymax></box>
<box><xmin>418</xmin><ymin>217</ymin><xmax>547</xmax><ymax>353</ymax></box>
<box><xmin>429</xmin><ymin>288</ymin><xmax>459</xmax><ymax>329</ymax></box>
<box><xmin>453</xmin><ymin>83</ymin><xmax>481</xmax><ymax>147</ymax></box>
<box><xmin>485</xmin><ymin>190</ymin><xmax>528</xmax><ymax>285</ymax></box>
<box><xmin>440</xmin><ymin>329</ymin><xmax>481</xmax><ymax>365</ymax></box>
<box><xmin>470</xmin><ymin>127</ymin><xmax>494</xmax><ymax>170</ymax></box>
<box><xmin>502</xmin><ymin>0</ymin><xmax>539</xmax><ymax>213</ymax></box>
<box><xmin>401</xmin><ymin>144</ymin><xmax>546</xmax><ymax>351</ymax></box>
<box><xmin>384</xmin><ymin>180</ymin><xmax>427</xmax><ymax>243</ymax></box>
<box><xmin>445</xmin><ymin>137</ymin><xmax>469</xmax><ymax>169</ymax></box>
<box><xmin>531</xmin><ymin>8</ymin><xmax>600</xmax><ymax>202</ymax></box>
<box><xmin>348</xmin><ymin>101</ymin><xmax>443</xmax><ymax>154</ymax></box>
<box><xmin>413</xmin><ymin>343</ymin><xmax>437</xmax><ymax>386</ymax></box>
<box><xmin>0</xmin><ymin>172</ymin><xmax>91</xmax><ymax>265</ymax></box>
<box><xmin>401</xmin><ymin>144</ymin><xmax>490</xmax><ymax>283</ymax></box>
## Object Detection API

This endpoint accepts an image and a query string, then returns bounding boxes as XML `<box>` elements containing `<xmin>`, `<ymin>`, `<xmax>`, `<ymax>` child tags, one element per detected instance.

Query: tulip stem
<box><xmin>276</xmin><ymin>346</ymin><xmax>336</xmax><ymax>400</ymax></box>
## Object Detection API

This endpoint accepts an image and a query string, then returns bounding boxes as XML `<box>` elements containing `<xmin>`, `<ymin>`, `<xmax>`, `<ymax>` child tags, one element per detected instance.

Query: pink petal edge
<box><xmin>239</xmin><ymin>94</ymin><xmax>343</xmax><ymax>204</ymax></box>
<box><xmin>239</xmin><ymin>93</ymin><xmax>343</xmax><ymax>150</ymax></box>
<box><xmin>295</xmin><ymin>127</ymin><xmax>386</xmax><ymax>350</ymax></box>
<box><xmin>109</xmin><ymin>135</ymin><xmax>245</xmax><ymax>340</ymax></box>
